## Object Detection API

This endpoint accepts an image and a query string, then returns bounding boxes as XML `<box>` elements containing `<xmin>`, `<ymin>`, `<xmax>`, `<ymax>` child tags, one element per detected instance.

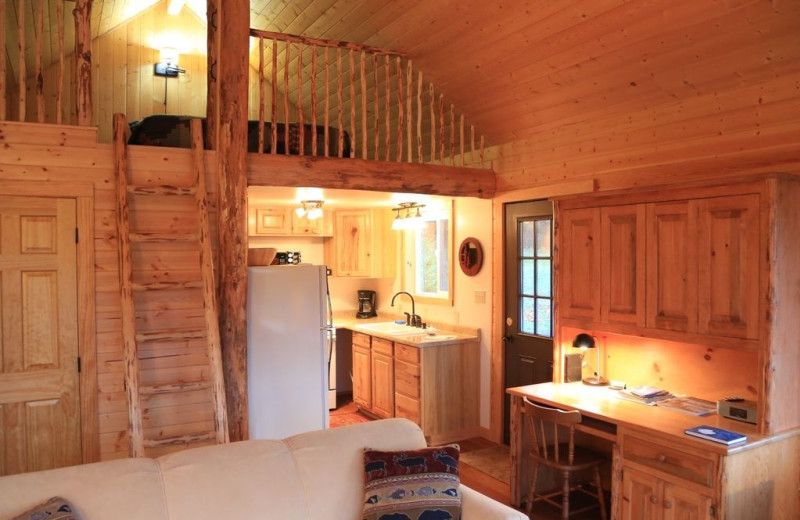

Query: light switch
<box><xmin>474</xmin><ymin>290</ymin><xmax>486</xmax><ymax>304</ymax></box>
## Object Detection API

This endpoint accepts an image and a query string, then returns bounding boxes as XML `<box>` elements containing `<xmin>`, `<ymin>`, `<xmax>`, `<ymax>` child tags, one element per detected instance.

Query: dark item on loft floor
<box><xmin>523</xmin><ymin>398</ymin><xmax>608</xmax><ymax>520</ymax></box>
<box><xmin>127</xmin><ymin>114</ymin><xmax>351</xmax><ymax>157</ymax></box>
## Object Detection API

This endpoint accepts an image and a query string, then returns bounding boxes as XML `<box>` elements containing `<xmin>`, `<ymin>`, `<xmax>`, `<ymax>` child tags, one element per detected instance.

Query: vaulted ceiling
<box><xmin>7</xmin><ymin>0</ymin><xmax>799</xmax><ymax>155</ymax></box>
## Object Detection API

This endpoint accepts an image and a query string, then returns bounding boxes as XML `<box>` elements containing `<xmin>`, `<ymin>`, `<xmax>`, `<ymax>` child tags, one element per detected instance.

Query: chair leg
<box><xmin>525</xmin><ymin>463</ymin><xmax>540</xmax><ymax>517</ymax></box>
<box><xmin>561</xmin><ymin>470</ymin><xmax>570</xmax><ymax>520</ymax></box>
<box><xmin>593</xmin><ymin>465</ymin><xmax>608</xmax><ymax>520</ymax></box>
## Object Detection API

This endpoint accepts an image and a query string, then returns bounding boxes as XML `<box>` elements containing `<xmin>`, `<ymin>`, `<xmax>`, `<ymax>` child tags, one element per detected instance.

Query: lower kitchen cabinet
<box><xmin>351</xmin><ymin>331</ymin><xmax>480</xmax><ymax>444</ymax></box>
<box><xmin>622</xmin><ymin>467</ymin><xmax>713</xmax><ymax>520</ymax></box>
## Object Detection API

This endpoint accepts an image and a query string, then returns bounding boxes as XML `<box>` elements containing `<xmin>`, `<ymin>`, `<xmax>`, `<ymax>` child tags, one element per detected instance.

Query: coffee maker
<box><xmin>356</xmin><ymin>290</ymin><xmax>377</xmax><ymax>318</ymax></box>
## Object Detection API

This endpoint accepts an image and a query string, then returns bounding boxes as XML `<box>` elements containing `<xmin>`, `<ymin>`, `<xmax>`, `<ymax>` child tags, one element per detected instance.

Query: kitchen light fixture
<box><xmin>391</xmin><ymin>202</ymin><xmax>425</xmax><ymax>230</ymax></box>
<box><xmin>295</xmin><ymin>200</ymin><xmax>324</xmax><ymax>220</ymax></box>
<box><xmin>154</xmin><ymin>47</ymin><xmax>185</xmax><ymax>77</ymax></box>
<box><xmin>572</xmin><ymin>333</ymin><xmax>608</xmax><ymax>386</ymax></box>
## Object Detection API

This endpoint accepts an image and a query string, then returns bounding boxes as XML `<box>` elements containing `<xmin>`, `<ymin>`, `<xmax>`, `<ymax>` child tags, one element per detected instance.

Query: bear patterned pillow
<box><xmin>9</xmin><ymin>496</ymin><xmax>79</xmax><ymax>520</ymax></box>
<box><xmin>362</xmin><ymin>444</ymin><xmax>461</xmax><ymax>520</ymax></box>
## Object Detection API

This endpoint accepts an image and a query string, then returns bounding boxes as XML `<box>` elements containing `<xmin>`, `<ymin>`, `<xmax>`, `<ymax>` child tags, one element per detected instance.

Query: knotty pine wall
<box><xmin>0</xmin><ymin>121</ymin><xmax>220</xmax><ymax>462</ymax></box>
<box><xmin>5</xmin><ymin>1</ymin><xmax>279</xmax><ymax>144</ymax></box>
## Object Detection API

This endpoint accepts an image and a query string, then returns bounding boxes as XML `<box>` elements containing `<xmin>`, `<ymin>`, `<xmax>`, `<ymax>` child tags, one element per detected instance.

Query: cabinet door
<box><xmin>254</xmin><ymin>208</ymin><xmax>291</xmax><ymax>235</ymax></box>
<box><xmin>334</xmin><ymin>210</ymin><xmax>373</xmax><ymax>277</ymax></box>
<box><xmin>646</xmin><ymin>201</ymin><xmax>698</xmax><ymax>333</ymax></box>
<box><xmin>602</xmin><ymin>205</ymin><xmax>646</xmax><ymax>326</ymax></box>
<box><xmin>622</xmin><ymin>467</ymin><xmax>661</xmax><ymax>520</ymax></box>
<box><xmin>291</xmin><ymin>211</ymin><xmax>324</xmax><ymax>236</ymax></box>
<box><xmin>662</xmin><ymin>482</ymin><xmax>713</xmax><ymax>520</ymax></box>
<box><xmin>371</xmin><ymin>351</ymin><xmax>394</xmax><ymax>418</ymax></box>
<box><xmin>697</xmin><ymin>195</ymin><xmax>760</xmax><ymax>339</ymax></box>
<box><xmin>352</xmin><ymin>346</ymin><xmax>372</xmax><ymax>410</ymax></box>
<box><xmin>559</xmin><ymin>208</ymin><xmax>601</xmax><ymax>321</ymax></box>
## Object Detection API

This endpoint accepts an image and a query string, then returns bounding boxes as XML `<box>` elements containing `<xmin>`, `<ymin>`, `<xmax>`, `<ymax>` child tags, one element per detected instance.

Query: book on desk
<box><xmin>684</xmin><ymin>425</ymin><xmax>747</xmax><ymax>445</ymax></box>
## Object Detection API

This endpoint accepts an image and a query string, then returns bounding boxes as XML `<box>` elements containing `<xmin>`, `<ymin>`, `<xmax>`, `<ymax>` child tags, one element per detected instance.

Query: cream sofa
<box><xmin>0</xmin><ymin>418</ymin><xmax>525</xmax><ymax>519</ymax></box>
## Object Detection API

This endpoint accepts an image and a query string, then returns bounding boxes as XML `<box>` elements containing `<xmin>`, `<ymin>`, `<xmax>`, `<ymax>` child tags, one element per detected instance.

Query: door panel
<box><xmin>503</xmin><ymin>200</ymin><xmax>554</xmax><ymax>443</ymax></box>
<box><xmin>0</xmin><ymin>196</ymin><xmax>80</xmax><ymax>476</ymax></box>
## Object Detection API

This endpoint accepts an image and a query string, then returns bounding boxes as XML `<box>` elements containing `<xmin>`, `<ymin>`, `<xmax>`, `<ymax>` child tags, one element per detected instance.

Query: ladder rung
<box><xmin>132</xmin><ymin>281</ymin><xmax>204</xmax><ymax>291</ymax></box>
<box><xmin>128</xmin><ymin>185</ymin><xmax>197</xmax><ymax>196</ymax></box>
<box><xmin>143</xmin><ymin>431</ymin><xmax>217</xmax><ymax>448</ymax></box>
<box><xmin>130</xmin><ymin>233</ymin><xmax>198</xmax><ymax>243</ymax></box>
<box><xmin>136</xmin><ymin>329</ymin><xmax>206</xmax><ymax>343</ymax></box>
<box><xmin>140</xmin><ymin>381</ymin><xmax>211</xmax><ymax>396</ymax></box>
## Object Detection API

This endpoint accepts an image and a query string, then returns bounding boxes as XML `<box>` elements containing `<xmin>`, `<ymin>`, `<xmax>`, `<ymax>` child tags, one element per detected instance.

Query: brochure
<box><xmin>684</xmin><ymin>425</ymin><xmax>747</xmax><ymax>445</ymax></box>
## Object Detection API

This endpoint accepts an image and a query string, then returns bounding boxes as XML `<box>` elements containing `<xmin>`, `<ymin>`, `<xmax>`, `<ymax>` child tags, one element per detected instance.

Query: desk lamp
<box><xmin>572</xmin><ymin>333</ymin><xmax>608</xmax><ymax>386</ymax></box>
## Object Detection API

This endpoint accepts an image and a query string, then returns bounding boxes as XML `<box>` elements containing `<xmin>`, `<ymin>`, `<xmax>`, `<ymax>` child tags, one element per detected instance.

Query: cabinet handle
<box><xmin>649</xmin><ymin>496</ymin><xmax>659</xmax><ymax>505</ymax></box>
<box><xmin>663</xmin><ymin>500</ymin><xmax>672</xmax><ymax>509</ymax></box>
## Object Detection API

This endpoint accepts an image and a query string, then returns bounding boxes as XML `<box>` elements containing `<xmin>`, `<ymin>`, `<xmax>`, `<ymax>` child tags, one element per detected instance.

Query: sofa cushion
<box><xmin>157</xmin><ymin>438</ymin><xmax>309</xmax><ymax>520</ymax></box>
<box><xmin>285</xmin><ymin>418</ymin><xmax>428</xmax><ymax>520</ymax></box>
<box><xmin>361</xmin><ymin>445</ymin><xmax>461</xmax><ymax>520</ymax></box>
<box><xmin>8</xmin><ymin>496</ymin><xmax>78</xmax><ymax>520</ymax></box>
<box><xmin>0</xmin><ymin>458</ymin><xmax>168</xmax><ymax>520</ymax></box>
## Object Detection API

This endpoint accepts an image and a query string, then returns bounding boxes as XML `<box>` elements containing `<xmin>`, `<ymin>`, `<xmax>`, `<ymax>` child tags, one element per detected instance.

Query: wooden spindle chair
<box><xmin>523</xmin><ymin>398</ymin><xmax>608</xmax><ymax>520</ymax></box>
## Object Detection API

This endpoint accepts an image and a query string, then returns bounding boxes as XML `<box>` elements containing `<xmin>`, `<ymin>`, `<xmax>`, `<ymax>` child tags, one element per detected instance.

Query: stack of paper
<box><xmin>617</xmin><ymin>386</ymin><xmax>674</xmax><ymax>405</ymax></box>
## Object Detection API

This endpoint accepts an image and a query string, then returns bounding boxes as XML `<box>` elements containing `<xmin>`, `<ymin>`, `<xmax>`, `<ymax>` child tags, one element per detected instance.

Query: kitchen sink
<box><xmin>355</xmin><ymin>321</ymin><xmax>423</xmax><ymax>336</ymax></box>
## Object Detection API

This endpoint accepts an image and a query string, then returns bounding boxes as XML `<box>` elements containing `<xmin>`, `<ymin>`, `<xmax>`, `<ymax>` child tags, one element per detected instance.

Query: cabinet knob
<box><xmin>658</xmin><ymin>454</ymin><xmax>667</xmax><ymax>463</ymax></box>
<box><xmin>649</xmin><ymin>496</ymin><xmax>659</xmax><ymax>505</ymax></box>
<box><xmin>663</xmin><ymin>500</ymin><xmax>672</xmax><ymax>509</ymax></box>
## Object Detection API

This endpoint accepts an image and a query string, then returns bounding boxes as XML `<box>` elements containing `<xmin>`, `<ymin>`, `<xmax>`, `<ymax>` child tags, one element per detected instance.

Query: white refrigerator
<box><xmin>247</xmin><ymin>264</ymin><xmax>331</xmax><ymax>439</ymax></box>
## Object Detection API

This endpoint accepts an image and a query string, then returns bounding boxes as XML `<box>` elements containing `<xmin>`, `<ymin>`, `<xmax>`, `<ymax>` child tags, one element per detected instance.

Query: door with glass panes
<box><xmin>503</xmin><ymin>200</ymin><xmax>553</xmax><ymax>443</ymax></box>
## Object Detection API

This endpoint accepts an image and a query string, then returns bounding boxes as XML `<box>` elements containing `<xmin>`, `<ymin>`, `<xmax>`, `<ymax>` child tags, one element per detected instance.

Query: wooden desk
<box><xmin>507</xmin><ymin>382</ymin><xmax>798</xmax><ymax>520</ymax></box>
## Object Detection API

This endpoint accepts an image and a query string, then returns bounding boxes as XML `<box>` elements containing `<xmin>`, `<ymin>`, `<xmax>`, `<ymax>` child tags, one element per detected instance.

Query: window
<box><xmin>401</xmin><ymin>201</ymin><xmax>453</xmax><ymax>304</ymax></box>
<box><xmin>518</xmin><ymin>217</ymin><xmax>552</xmax><ymax>337</ymax></box>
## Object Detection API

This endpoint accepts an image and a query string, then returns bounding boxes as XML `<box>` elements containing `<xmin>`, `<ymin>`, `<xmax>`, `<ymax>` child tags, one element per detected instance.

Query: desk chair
<box><xmin>523</xmin><ymin>398</ymin><xmax>607</xmax><ymax>520</ymax></box>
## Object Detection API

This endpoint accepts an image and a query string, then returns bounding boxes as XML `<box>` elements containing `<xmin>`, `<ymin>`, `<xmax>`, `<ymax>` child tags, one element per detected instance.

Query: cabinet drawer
<box><xmin>395</xmin><ymin>359</ymin><xmax>420</xmax><ymax>398</ymax></box>
<box><xmin>622</xmin><ymin>435</ymin><xmax>717</xmax><ymax>487</ymax></box>
<box><xmin>395</xmin><ymin>392</ymin><xmax>421</xmax><ymax>425</ymax></box>
<box><xmin>372</xmin><ymin>336</ymin><xmax>393</xmax><ymax>356</ymax></box>
<box><xmin>394</xmin><ymin>343</ymin><xmax>420</xmax><ymax>364</ymax></box>
<box><xmin>353</xmin><ymin>332</ymin><xmax>371</xmax><ymax>349</ymax></box>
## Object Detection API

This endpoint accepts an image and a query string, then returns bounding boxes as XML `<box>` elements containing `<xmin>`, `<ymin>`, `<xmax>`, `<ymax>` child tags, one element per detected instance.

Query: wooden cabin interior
<box><xmin>0</xmin><ymin>0</ymin><xmax>798</xmax><ymax>517</ymax></box>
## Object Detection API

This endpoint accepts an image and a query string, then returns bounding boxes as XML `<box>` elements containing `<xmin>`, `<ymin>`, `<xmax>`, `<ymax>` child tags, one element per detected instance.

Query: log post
<box><xmin>74</xmin><ymin>0</ymin><xmax>93</xmax><ymax>126</ymax></box>
<box><xmin>210</xmin><ymin>0</ymin><xmax>250</xmax><ymax>442</ymax></box>
<box><xmin>0</xmin><ymin>0</ymin><xmax>6</xmax><ymax>120</ymax></box>
<box><xmin>206</xmin><ymin>0</ymin><xmax>219</xmax><ymax>149</ymax></box>
<box><xmin>18</xmin><ymin>0</ymin><xmax>25</xmax><ymax>121</ymax></box>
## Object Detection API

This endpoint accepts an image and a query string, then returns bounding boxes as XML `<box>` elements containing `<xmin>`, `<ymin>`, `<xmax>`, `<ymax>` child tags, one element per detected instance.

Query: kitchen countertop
<box><xmin>333</xmin><ymin>313</ymin><xmax>480</xmax><ymax>347</ymax></box>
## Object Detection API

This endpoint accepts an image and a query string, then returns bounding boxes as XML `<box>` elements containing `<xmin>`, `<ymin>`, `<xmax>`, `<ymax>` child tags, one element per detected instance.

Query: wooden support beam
<box><xmin>205</xmin><ymin>0</ymin><xmax>219</xmax><ymax>149</ymax></box>
<box><xmin>213</xmin><ymin>0</ymin><xmax>250</xmax><ymax>442</ymax></box>
<box><xmin>73</xmin><ymin>0</ymin><xmax>92</xmax><ymax>126</ymax></box>
<box><xmin>247</xmin><ymin>154</ymin><xmax>496</xmax><ymax>199</ymax></box>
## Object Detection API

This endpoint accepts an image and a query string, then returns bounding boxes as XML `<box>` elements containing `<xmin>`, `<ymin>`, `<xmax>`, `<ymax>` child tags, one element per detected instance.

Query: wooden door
<box><xmin>559</xmin><ymin>207</ymin><xmax>601</xmax><ymax>321</ymax></box>
<box><xmin>0</xmin><ymin>196</ymin><xmax>80</xmax><ymax>476</ymax></box>
<box><xmin>334</xmin><ymin>210</ymin><xmax>372</xmax><ymax>277</ymax></box>
<box><xmin>662</xmin><ymin>482</ymin><xmax>713</xmax><ymax>520</ymax></box>
<box><xmin>602</xmin><ymin>205</ymin><xmax>646</xmax><ymax>326</ymax></box>
<box><xmin>621</xmin><ymin>467</ymin><xmax>661</xmax><ymax>520</ymax></box>
<box><xmin>697</xmin><ymin>195</ymin><xmax>760</xmax><ymax>340</ymax></box>
<box><xmin>352</xmin><ymin>343</ymin><xmax>372</xmax><ymax>410</ymax></box>
<box><xmin>646</xmin><ymin>201</ymin><xmax>698</xmax><ymax>333</ymax></box>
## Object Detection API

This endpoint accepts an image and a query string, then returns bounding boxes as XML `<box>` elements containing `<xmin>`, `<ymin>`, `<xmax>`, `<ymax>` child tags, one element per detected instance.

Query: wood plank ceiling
<box><xmin>5</xmin><ymin>0</ymin><xmax>798</xmax><ymax>151</ymax></box>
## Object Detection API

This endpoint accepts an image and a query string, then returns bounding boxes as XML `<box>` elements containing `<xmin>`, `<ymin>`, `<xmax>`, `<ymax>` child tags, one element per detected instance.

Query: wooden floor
<box><xmin>330</xmin><ymin>398</ymin><xmax>606</xmax><ymax>519</ymax></box>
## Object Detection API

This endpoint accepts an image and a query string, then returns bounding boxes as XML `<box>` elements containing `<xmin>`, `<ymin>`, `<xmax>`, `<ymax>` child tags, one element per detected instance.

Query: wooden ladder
<box><xmin>113</xmin><ymin>113</ymin><xmax>229</xmax><ymax>457</ymax></box>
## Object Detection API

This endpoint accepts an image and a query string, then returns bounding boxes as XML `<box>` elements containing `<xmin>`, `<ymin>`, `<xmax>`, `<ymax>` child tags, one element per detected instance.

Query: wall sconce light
<box><xmin>154</xmin><ymin>47</ymin><xmax>186</xmax><ymax>77</ymax></box>
<box><xmin>391</xmin><ymin>202</ymin><xmax>425</xmax><ymax>231</ymax></box>
<box><xmin>295</xmin><ymin>200</ymin><xmax>324</xmax><ymax>220</ymax></box>
<box><xmin>572</xmin><ymin>333</ymin><xmax>608</xmax><ymax>386</ymax></box>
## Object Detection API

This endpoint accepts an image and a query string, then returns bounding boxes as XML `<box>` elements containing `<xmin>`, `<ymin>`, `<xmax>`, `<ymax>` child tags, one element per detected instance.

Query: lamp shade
<box><xmin>572</xmin><ymin>333</ymin><xmax>596</xmax><ymax>349</ymax></box>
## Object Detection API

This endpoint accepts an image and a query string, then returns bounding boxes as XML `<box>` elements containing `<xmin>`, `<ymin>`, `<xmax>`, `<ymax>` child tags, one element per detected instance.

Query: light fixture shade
<box><xmin>572</xmin><ymin>333</ymin><xmax>596</xmax><ymax>349</ymax></box>
<box><xmin>159</xmin><ymin>47</ymin><xmax>180</xmax><ymax>68</ymax></box>
<box><xmin>307</xmin><ymin>206</ymin><xmax>323</xmax><ymax>220</ymax></box>
<box><xmin>391</xmin><ymin>202</ymin><xmax>425</xmax><ymax>231</ymax></box>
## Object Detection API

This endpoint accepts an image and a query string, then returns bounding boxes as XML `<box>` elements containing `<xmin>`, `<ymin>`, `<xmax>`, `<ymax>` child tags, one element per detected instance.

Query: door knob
<box><xmin>502</xmin><ymin>335</ymin><xmax>513</xmax><ymax>343</ymax></box>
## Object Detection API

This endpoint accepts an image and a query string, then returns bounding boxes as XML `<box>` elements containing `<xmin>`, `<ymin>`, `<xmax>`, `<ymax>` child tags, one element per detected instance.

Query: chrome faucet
<box><xmin>391</xmin><ymin>291</ymin><xmax>421</xmax><ymax>327</ymax></box>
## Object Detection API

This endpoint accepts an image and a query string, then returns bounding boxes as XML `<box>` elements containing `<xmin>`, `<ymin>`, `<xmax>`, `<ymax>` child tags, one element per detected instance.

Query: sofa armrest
<box><xmin>460</xmin><ymin>484</ymin><xmax>527</xmax><ymax>519</ymax></box>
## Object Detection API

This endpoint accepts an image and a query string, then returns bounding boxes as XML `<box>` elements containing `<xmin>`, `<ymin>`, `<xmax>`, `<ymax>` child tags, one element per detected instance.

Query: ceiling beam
<box><xmin>247</xmin><ymin>154</ymin><xmax>496</xmax><ymax>199</ymax></box>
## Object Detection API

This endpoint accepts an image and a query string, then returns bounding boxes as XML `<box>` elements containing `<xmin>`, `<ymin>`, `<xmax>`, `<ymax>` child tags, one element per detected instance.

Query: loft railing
<box><xmin>249</xmin><ymin>29</ymin><xmax>488</xmax><ymax>167</ymax></box>
<box><xmin>0</xmin><ymin>0</ymin><xmax>92</xmax><ymax>126</ymax></box>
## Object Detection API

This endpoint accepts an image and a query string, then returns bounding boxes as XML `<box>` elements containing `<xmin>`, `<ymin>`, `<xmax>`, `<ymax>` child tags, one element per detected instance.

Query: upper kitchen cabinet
<box><xmin>325</xmin><ymin>208</ymin><xmax>396</xmax><ymax>278</ymax></box>
<box><xmin>557</xmin><ymin>182</ymin><xmax>765</xmax><ymax>349</ymax></box>
<box><xmin>249</xmin><ymin>206</ymin><xmax>333</xmax><ymax>237</ymax></box>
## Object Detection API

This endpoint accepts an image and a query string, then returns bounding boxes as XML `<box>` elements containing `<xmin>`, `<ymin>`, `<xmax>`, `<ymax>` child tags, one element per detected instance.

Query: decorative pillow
<box><xmin>9</xmin><ymin>497</ymin><xmax>79</xmax><ymax>520</ymax></box>
<box><xmin>362</xmin><ymin>445</ymin><xmax>461</xmax><ymax>520</ymax></box>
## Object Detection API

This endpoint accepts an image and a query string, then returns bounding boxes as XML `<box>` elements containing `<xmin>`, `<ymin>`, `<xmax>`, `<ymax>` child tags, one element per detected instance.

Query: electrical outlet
<box><xmin>474</xmin><ymin>290</ymin><xmax>486</xmax><ymax>304</ymax></box>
